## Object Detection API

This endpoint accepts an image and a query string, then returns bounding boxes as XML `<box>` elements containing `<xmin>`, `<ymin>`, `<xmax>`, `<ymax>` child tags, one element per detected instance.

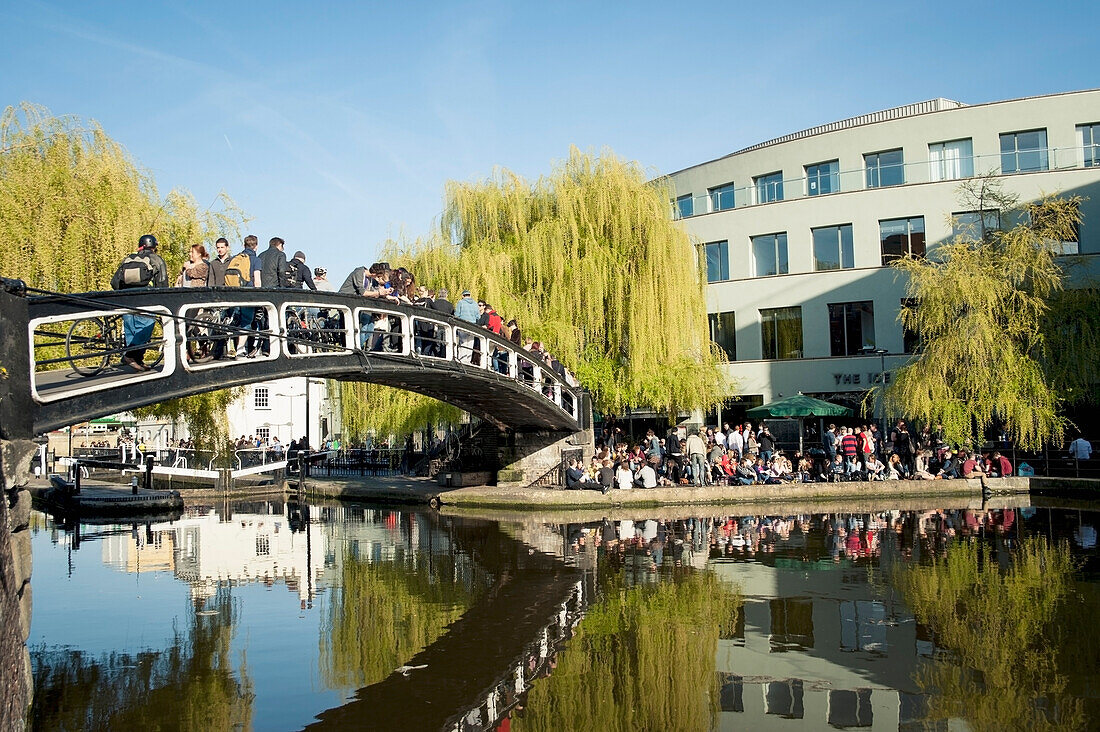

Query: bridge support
<box><xmin>495</xmin><ymin>427</ymin><xmax>594</xmax><ymax>487</ymax></box>
<box><xmin>0</xmin><ymin>439</ymin><xmax>35</xmax><ymax>729</ymax></box>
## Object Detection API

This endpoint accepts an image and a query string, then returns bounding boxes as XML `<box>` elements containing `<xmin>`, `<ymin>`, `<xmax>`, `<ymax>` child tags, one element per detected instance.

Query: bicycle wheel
<box><xmin>66</xmin><ymin>317</ymin><xmax>110</xmax><ymax>376</ymax></box>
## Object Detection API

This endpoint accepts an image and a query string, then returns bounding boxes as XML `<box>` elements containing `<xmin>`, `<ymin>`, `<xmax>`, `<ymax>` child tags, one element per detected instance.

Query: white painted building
<box><xmin>667</xmin><ymin>89</ymin><xmax>1100</xmax><ymax>419</ymax></box>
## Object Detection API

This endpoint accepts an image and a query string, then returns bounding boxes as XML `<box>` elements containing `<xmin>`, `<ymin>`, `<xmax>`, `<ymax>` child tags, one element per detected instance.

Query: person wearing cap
<box><xmin>288</xmin><ymin>250</ymin><xmax>317</xmax><ymax>290</ymax></box>
<box><xmin>110</xmin><ymin>233</ymin><xmax>168</xmax><ymax>371</ymax></box>
<box><xmin>454</xmin><ymin>290</ymin><xmax>479</xmax><ymax>364</ymax></box>
<box><xmin>313</xmin><ymin>267</ymin><xmax>334</xmax><ymax>292</ymax></box>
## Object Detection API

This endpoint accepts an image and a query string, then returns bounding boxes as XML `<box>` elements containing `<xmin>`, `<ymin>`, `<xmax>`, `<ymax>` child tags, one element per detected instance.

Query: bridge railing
<box><xmin>23</xmin><ymin>287</ymin><xmax>584</xmax><ymax>428</ymax></box>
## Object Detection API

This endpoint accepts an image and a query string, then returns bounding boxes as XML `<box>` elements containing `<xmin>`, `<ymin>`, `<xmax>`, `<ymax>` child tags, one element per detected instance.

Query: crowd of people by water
<box><xmin>572</xmin><ymin>419</ymin><xmax>1049</xmax><ymax>493</ymax></box>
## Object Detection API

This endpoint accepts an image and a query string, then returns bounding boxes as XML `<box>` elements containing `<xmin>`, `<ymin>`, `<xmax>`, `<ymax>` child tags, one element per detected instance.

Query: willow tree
<box><xmin>0</xmin><ymin>103</ymin><xmax>248</xmax><ymax>447</ymax></box>
<box><xmin>343</xmin><ymin>148</ymin><xmax>729</xmax><ymax>438</ymax></box>
<box><xmin>889</xmin><ymin>538</ymin><xmax>1091</xmax><ymax>730</ymax></box>
<box><xmin>882</xmin><ymin>176</ymin><xmax>1083</xmax><ymax>449</ymax></box>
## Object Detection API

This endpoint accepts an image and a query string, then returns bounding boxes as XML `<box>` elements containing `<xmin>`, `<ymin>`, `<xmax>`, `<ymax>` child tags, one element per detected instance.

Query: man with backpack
<box><xmin>110</xmin><ymin>234</ymin><xmax>168</xmax><ymax>371</ymax></box>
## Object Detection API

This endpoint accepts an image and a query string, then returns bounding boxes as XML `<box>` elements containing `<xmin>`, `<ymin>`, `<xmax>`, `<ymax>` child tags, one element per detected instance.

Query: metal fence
<box><xmin>312</xmin><ymin>449</ymin><xmax>424</xmax><ymax>478</ymax></box>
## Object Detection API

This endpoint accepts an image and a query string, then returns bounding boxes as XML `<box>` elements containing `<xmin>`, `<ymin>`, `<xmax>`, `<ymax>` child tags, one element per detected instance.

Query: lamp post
<box><xmin>860</xmin><ymin>347</ymin><xmax>890</xmax><ymax>429</ymax></box>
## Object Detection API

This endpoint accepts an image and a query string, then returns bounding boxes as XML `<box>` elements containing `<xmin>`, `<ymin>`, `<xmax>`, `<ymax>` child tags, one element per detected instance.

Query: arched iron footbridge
<box><xmin>0</xmin><ymin>279</ymin><xmax>590</xmax><ymax>440</ymax></box>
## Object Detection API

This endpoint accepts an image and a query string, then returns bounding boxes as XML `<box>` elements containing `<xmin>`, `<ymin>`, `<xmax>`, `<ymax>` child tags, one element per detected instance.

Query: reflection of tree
<box><xmin>31</xmin><ymin>585</ymin><xmax>253</xmax><ymax>729</ymax></box>
<box><xmin>319</xmin><ymin>554</ymin><xmax>488</xmax><ymax>690</ymax></box>
<box><xmin>890</xmin><ymin>538</ymin><xmax>1097</xmax><ymax>731</ymax></box>
<box><xmin>513</xmin><ymin>570</ymin><xmax>741</xmax><ymax>731</ymax></box>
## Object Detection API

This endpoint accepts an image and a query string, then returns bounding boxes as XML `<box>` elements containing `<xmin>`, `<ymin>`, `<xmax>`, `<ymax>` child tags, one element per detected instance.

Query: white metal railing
<box><xmin>30</xmin><ymin>296</ymin><xmax>583</xmax><ymax>424</ymax></box>
<box><xmin>672</xmin><ymin>145</ymin><xmax>1098</xmax><ymax>220</ymax></box>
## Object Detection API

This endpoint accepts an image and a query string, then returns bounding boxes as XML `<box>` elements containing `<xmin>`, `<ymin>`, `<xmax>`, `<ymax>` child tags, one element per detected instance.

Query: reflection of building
<box><xmin>667</xmin><ymin>89</ymin><xmax>1100</xmax><ymax>418</ymax></box>
<box><xmin>711</xmin><ymin>560</ymin><xmax>931</xmax><ymax>729</ymax></box>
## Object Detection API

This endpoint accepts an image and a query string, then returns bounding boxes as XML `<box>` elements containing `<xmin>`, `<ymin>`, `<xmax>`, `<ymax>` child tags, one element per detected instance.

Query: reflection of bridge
<box><xmin>308</xmin><ymin>516</ymin><xmax>583</xmax><ymax>731</ymax></box>
<box><xmin>0</xmin><ymin>282</ymin><xmax>588</xmax><ymax>439</ymax></box>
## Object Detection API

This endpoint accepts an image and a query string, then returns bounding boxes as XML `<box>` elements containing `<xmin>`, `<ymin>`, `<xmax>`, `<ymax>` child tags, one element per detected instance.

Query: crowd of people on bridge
<box><xmin>109</xmin><ymin>234</ymin><xmax>575</xmax><ymax>389</ymax></box>
<box><xmin>571</xmin><ymin>419</ymin><xmax>1031</xmax><ymax>493</ymax></box>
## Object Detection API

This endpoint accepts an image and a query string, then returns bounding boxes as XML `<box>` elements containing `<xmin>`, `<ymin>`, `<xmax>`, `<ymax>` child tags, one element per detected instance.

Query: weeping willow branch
<box><xmin>342</xmin><ymin>148</ymin><xmax>731</xmax><ymax>439</ymax></box>
<box><xmin>879</xmin><ymin>176</ymin><xmax>1084</xmax><ymax>450</ymax></box>
<box><xmin>0</xmin><ymin>102</ymin><xmax>250</xmax><ymax>447</ymax></box>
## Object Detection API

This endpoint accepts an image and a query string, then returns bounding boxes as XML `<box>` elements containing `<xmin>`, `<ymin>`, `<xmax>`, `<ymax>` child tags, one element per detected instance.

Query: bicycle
<box><xmin>65</xmin><ymin>315</ymin><xmax>165</xmax><ymax>376</ymax></box>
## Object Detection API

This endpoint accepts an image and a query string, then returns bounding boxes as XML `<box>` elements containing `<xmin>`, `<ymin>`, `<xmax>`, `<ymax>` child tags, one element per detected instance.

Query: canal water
<box><xmin>27</xmin><ymin>499</ymin><xmax>1099</xmax><ymax>730</ymax></box>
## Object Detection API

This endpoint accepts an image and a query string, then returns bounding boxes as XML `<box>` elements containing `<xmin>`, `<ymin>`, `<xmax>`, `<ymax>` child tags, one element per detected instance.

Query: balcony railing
<box><xmin>672</xmin><ymin>145</ymin><xmax>1099</xmax><ymax>220</ymax></box>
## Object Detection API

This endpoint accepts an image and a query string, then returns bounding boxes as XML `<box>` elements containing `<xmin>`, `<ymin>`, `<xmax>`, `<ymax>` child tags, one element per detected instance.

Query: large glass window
<box><xmin>675</xmin><ymin>193</ymin><xmax>693</xmax><ymax>218</ymax></box>
<box><xmin>709</xmin><ymin>182</ymin><xmax>736</xmax><ymax>212</ymax></box>
<box><xmin>952</xmin><ymin>210</ymin><xmax>1000</xmax><ymax>241</ymax></box>
<box><xmin>752</xmin><ymin>233</ymin><xmax>788</xmax><ymax>277</ymax></box>
<box><xmin>806</xmin><ymin>160</ymin><xmax>840</xmax><ymax>196</ymax></box>
<box><xmin>865</xmin><ymin>149</ymin><xmax>904</xmax><ymax>188</ymax></box>
<box><xmin>879</xmin><ymin>217</ymin><xmax>925</xmax><ymax>265</ymax></box>
<box><xmin>708</xmin><ymin>311</ymin><xmax>736</xmax><ymax>359</ymax></box>
<box><xmin>705</xmin><ymin>240</ymin><xmax>729</xmax><ymax>282</ymax></box>
<box><xmin>828</xmin><ymin>301</ymin><xmax>876</xmax><ymax>356</ymax></box>
<box><xmin>928</xmin><ymin>138</ymin><xmax>974</xmax><ymax>181</ymax></box>
<box><xmin>1000</xmin><ymin>129</ymin><xmax>1048</xmax><ymax>173</ymax></box>
<box><xmin>754</xmin><ymin>172</ymin><xmax>784</xmax><ymax>203</ymax></box>
<box><xmin>812</xmin><ymin>224</ymin><xmax>854</xmax><ymax>271</ymax></box>
<box><xmin>761</xmin><ymin>306</ymin><xmax>802</xmax><ymax>360</ymax></box>
<box><xmin>1078</xmin><ymin>123</ymin><xmax>1100</xmax><ymax>167</ymax></box>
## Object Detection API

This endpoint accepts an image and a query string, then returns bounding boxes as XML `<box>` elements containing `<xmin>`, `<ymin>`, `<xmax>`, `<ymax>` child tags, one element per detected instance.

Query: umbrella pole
<box><xmin>799</xmin><ymin>419</ymin><xmax>804</xmax><ymax>454</ymax></box>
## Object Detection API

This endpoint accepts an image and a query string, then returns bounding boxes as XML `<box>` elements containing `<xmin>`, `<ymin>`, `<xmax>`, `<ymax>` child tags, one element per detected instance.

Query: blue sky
<box><xmin>4</xmin><ymin>0</ymin><xmax>1098</xmax><ymax>280</ymax></box>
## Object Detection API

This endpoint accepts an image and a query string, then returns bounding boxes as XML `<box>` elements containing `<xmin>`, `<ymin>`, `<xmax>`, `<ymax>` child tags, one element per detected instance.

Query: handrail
<box><xmin>22</xmin><ymin>286</ymin><xmax>586</xmax><ymax>433</ymax></box>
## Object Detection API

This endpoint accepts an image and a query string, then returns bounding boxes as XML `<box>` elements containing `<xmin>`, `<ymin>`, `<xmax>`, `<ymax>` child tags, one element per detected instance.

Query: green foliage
<box><xmin>342</xmin><ymin>148</ymin><xmax>730</xmax><ymax>437</ymax></box>
<box><xmin>882</xmin><ymin>176</ymin><xmax>1083</xmax><ymax>449</ymax></box>
<box><xmin>513</xmin><ymin>569</ymin><xmax>741</xmax><ymax>731</ymax></box>
<box><xmin>889</xmin><ymin>537</ymin><xmax>1094</xmax><ymax>731</ymax></box>
<box><xmin>319</xmin><ymin>551</ymin><xmax>486</xmax><ymax>690</ymax></box>
<box><xmin>0</xmin><ymin>102</ymin><xmax>248</xmax><ymax>446</ymax></box>
<box><xmin>1041</xmin><ymin>287</ymin><xmax>1100</xmax><ymax>405</ymax></box>
<box><xmin>338</xmin><ymin>382</ymin><xmax>463</xmax><ymax>444</ymax></box>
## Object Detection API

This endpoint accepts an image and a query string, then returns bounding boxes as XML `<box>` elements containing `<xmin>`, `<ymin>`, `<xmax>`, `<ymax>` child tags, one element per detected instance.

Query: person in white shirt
<box><xmin>637</xmin><ymin>461</ymin><xmax>658</xmax><ymax>488</ymax></box>
<box><xmin>727</xmin><ymin>428</ymin><xmax>744</xmax><ymax>458</ymax></box>
<box><xmin>615</xmin><ymin>462</ymin><xmax>634</xmax><ymax>490</ymax></box>
<box><xmin>714</xmin><ymin>428</ymin><xmax>726</xmax><ymax>449</ymax></box>
<box><xmin>1069</xmin><ymin>435</ymin><xmax>1092</xmax><ymax>460</ymax></box>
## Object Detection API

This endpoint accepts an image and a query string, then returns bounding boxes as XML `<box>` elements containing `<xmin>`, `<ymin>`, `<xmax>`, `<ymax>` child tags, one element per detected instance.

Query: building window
<box><xmin>952</xmin><ymin>210</ymin><xmax>1000</xmax><ymax>241</ymax></box>
<box><xmin>828</xmin><ymin>301</ymin><xmax>876</xmax><ymax>356</ymax></box>
<box><xmin>709</xmin><ymin>182</ymin><xmax>736</xmax><ymax>212</ymax></box>
<box><xmin>705</xmin><ymin>240</ymin><xmax>729</xmax><ymax>282</ymax></box>
<box><xmin>708</xmin><ymin>311</ymin><xmax>736</xmax><ymax>359</ymax></box>
<box><xmin>901</xmin><ymin>298</ymin><xmax>920</xmax><ymax>354</ymax></box>
<box><xmin>1000</xmin><ymin>129</ymin><xmax>1048</xmax><ymax>173</ymax></box>
<box><xmin>754</xmin><ymin>172</ymin><xmax>784</xmax><ymax>203</ymax></box>
<box><xmin>865</xmin><ymin>149</ymin><xmax>905</xmax><ymax>188</ymax></box>
<box><xmin>256</xmin><ymin>535</ymin><xmax>270</xmax><ymax>556</ymax></box>
<box><xmin>928</xmin><ymin>138</ymin><xmax>974</xmax><ymax>181</ymax></box>
<box><xmin>256</xmin><ymin>426</ymin><xmax>270</xmax><ymax>442</ymax></box>
<box><xmin>1078</xmin><ymin>123</ymin><xmax>1100</xmax><ymax>167</ymax></box>
<box><xmin>806</xmin><ymin>160</ymin><xmax>840</xmax><ymax>196</ymax></box>
<box><xmin>752</xmin><ymin>233</ymin><xmax>788</xmax><ymax>277</ymax></box>
<box><xmin>254</xmin><ymin>386</ymin><xmax>270</xmax><ymax>409</ymax></box>
<box><xmin>761</xmin><ymin>306</ymin><xmax>802</xmax><ymax>360</ymax></box>
<box><xmin>812</xmin><ymin>224</ymin><xmax>854</xmax><ymax>271</ymax></box>
<box><xmin>879</xmin><ymin>217</ymin><xmax>925</xmax><ymax>265</ymax></box>
<box><xmin>675</xmin><ymin>193</ymin><xmax>693</xmax><ymax>219</ymax></box>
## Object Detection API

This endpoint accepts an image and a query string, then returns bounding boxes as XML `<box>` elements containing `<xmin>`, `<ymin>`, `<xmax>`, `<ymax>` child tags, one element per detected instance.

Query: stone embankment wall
<box><xmin>1</xmin><ymin>439</ymin><xmax>36</xmax><ymax>730</ymax></box>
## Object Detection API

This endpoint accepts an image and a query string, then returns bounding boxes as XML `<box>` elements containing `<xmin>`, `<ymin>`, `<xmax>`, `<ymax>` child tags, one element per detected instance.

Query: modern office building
<box><xmin>667</xmin><ymin>89</ymin><xmax>1100</xmax><ymax>423</ymax></box>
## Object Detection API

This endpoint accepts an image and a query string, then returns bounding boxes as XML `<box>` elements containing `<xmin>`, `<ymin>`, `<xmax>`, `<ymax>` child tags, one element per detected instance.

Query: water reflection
<box><xmin>27</xmin><ymin>501</ymin><xmax>1100</xmax><ymax>731</ymax></box>
<box><xmin>31</xmin><ymin>585</ymin><xmax>254</xmax><ymax>730</ymax></box>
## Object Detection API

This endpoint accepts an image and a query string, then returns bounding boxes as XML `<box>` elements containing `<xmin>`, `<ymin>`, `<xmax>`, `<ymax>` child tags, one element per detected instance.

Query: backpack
<box><xmin>223</xmin><ymin>252</ymin><xmax>253</xmax><ymax>287</ymax></box>
<box><xmin>113</xmin><ymin>253</ymin><xmax>155</xmax><ymax>289</ymax></box>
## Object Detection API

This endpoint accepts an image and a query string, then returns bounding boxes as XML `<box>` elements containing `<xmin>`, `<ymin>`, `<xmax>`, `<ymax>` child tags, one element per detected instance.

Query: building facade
<box><xmin>667</xmin><ymin>89</ymin><xmax>1100</xmax><ymax>422</ymax></box>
